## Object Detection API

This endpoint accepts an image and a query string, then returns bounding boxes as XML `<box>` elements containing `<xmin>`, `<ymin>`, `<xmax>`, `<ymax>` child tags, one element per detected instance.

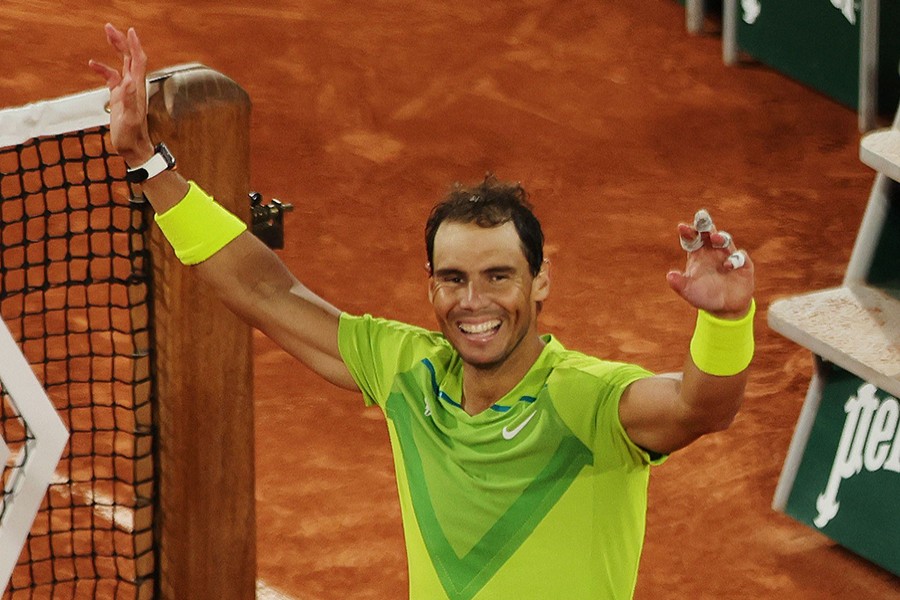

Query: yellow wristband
<box><xmin>154</xmin><ymin>181</ymin><xmax>248</xmax><ymax>265</ymax></box>
<box><xmin>689</xmin><ymin>299</ymin><xmax>756</xmax><ymax>376</ymax></box>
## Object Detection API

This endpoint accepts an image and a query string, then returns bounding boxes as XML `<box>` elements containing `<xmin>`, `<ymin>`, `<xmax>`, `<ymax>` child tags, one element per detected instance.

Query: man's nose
<box><xmin>459</xmin><ymin>280</ymin><xmax>489</xmax><ymax>309</ymax></box>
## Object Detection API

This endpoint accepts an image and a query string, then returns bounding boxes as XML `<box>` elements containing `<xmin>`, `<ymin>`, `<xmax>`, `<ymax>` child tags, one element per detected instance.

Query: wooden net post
<box><xmin>145</xmin><ymin>66</ymin><xmax>256</xmax><ymax>600</ymax></box>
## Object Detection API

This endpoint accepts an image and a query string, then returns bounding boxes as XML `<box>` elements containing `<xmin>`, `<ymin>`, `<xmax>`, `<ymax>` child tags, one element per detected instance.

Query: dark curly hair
<box><xmin>425</xmin><ymin>175</ymin><xmax>545</xmax><ymax>276</ymax></box>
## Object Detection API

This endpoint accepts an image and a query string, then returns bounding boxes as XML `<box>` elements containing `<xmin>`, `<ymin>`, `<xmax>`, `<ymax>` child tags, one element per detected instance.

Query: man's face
<box><xmin>428</xmin><ymin>220</ymin><xmax>549</xmax><ymax>370</ymax></box>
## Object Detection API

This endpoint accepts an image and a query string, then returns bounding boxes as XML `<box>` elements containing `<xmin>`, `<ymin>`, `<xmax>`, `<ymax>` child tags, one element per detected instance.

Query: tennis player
<box><xmin>91</xmin><ymin>24</ymin><xmax>756</xmax><ymax>600</ymax></box>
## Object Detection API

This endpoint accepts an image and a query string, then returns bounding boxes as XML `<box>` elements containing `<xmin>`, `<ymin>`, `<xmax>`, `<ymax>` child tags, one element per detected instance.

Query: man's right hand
<box><xmin>88</xmin><ymin>23</ymin><xmax>155</xmax><ymax>166</ymax></box>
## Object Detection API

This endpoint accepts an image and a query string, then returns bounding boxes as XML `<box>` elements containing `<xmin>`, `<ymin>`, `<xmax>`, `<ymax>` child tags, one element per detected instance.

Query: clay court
<box><xmin>2</xmin><ymin>0</ymin><xmax>899</xmax><ymax>598</ymax></box>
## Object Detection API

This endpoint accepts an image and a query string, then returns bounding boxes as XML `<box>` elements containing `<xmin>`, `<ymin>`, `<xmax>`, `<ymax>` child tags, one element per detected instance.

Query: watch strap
<box><xmin>126</xmin><ymin>143</ymin><xmax>176</xmax><ymax>183</ymax></box>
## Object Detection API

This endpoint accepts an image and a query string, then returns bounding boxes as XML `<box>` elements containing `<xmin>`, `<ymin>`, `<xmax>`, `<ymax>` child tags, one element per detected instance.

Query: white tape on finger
<box><xmin>694</xmin><ymin>209</ymin><xmax>713</xmax><ymax>233</ymax></box>
<box><xmin>727</xmin><ymin>251</ymin><xmax>747</xmax><ymax>269</ymax></box>
<box><xmin>680</xmin><ymin>234</ymin><xmax>704</xmax><ymax>252</ymax></box>
<box><xmin>713</xmin><ymin>231</ymin><xmax>732</xmax><ymax>249</ymax></box>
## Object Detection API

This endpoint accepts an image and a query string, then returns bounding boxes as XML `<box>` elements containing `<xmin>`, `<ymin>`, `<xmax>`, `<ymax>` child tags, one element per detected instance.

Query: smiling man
<box><xmin>91</xmin><ymin>24</ymin><xmax>756</xmax><ymax>600</ymax></box>
<box><xmin>425</xmin><ymin>186</ymin><xmax>550</xmax><ymax>413</ymax></box>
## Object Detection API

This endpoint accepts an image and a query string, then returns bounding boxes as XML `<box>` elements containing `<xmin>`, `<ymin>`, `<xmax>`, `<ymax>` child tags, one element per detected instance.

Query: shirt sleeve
<box><xmin>550</xmin><ymin>357</ymin><xmax>662</xmax><ymax>469</ymax></box>
<box><xmin>337</xmin><ymin>313</ymin><xmax>438</xmax><ymax>408</ymax></box>
<box><xmin>592</xmin><ymin>363</ymin><xmax>666</xmax><ymax>468</ymax></box>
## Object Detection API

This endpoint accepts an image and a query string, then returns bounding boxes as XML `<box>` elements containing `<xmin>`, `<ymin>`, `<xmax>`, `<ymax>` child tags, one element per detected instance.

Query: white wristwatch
<box><xmin>125</xmin><ymin>142</ymin><xmax>176</xmax><ymax>183</ymax></box>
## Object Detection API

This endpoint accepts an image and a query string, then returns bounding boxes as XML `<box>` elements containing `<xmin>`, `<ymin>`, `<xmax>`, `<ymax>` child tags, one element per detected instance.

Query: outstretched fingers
<box><xmin>678</xmin><ymin>222</ymin><xmax>704</xmax><ymax>252</ymax></box>
<box><xmin>91</xmin><ymin>24</ymin><xmax>147</xmax><ymax>91</ymax></box>
<box><xmin>677</xmin><ymin>210</ymin><xmax>748</xmax><ymax>272</ymax></box>
<box><xmin>88</xmin><ymin>59</ymin><xmax>121</xmax><ymax>89</ymax></box>
<box><xmin>126</xmin><ymin>28</ymin><xmax>148</xmax><ymax>80</ymax></box>
<box><xmin>705</xmin><ymin>226</ymin><xmax>750</xmax><ymax>272</ymax></box>
<box><xmin>669</xmin><ymin>209</ymin><xmax>755</xmax><ymax>315</ymax></box>
<box><xmin>89</xmin><ymin>24</ymin><xmax>154</xmax><ymax>161</ymax></box>
<box><xmin>104</xmin><ymin>23</ymin><xmax>128</xmax><ymax>51</ymax></box>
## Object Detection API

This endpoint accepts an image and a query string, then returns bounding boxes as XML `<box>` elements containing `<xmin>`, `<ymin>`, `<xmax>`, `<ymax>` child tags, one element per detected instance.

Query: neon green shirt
<box><xmin>338</xmin><ymin>314</ymin><xmax>661</xmax><ymax>600</ymax></box>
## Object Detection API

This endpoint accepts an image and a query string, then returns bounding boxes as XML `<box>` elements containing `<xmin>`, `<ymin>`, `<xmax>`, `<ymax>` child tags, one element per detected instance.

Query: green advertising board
<box><xmin>736</xmin><ymin>0</ymin><xmax>900</xmax><ymax>114</ymax></box>
<box><xmin>785</xmin><ymin>363</ymin><xmax>900</xmax><ymax>575</ymax></box>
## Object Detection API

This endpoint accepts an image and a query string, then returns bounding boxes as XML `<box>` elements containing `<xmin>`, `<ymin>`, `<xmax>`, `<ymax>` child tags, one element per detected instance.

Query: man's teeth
<box><xmin>459</xmin><ymin>320</ymin><xmax>501</xmax><ymax>334</ymax></box>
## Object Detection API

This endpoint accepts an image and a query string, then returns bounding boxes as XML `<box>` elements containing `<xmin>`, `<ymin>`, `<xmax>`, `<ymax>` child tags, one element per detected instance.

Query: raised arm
<box><xmin>618</xmin><ymin>211</ymin><xmax>755</xmax><ymax>455</ymax></box>
<box><xmin>89</xmin><ymin>24</ymin><xmax>358</xmax><ymax>391</ymax></box>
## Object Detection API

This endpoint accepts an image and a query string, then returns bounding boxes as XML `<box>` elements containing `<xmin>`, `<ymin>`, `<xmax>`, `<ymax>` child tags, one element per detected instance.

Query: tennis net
<box><xmin>0</xmin><ymin>93</ymin><xmax>154</xmax><ymax>599</ymax></box>
<box><xmin>1</xmin><ymin>66</ymin><xmax>256</xmax><ymax>600</ymax></box>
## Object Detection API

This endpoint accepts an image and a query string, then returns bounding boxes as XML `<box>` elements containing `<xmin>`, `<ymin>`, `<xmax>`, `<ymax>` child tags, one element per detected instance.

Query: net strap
<box><xmin>0</xmin><ymin>63</ymin><xmax>207</xmax><ymax>148</ymax></box>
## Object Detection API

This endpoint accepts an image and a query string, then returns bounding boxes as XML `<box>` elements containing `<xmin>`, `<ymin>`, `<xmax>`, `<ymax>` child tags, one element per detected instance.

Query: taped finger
<box><xmin>680</xmin><ymin>233</ymin><xmax>704</xmax><ymax>252</ymax></box>
<box><xmin>694</xmin><ymin>209</ymin><xmax>714</xmax><ymax>233</ymax></box>
<box><xmin>713</xmin><ymin>231</ymin><xmax>732</xmax><ymax>249</ymax></box>
<box><xmin>726</xmin><ymin>250</ymin><xmax>747</xmax><ymax>270</ymax></box>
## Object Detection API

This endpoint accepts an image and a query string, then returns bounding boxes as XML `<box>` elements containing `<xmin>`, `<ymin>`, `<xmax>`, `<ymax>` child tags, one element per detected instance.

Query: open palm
<box><xmin>88</xmin><ymin>24</ymin><xmax>153</xmax><ymax>163</ymax></box>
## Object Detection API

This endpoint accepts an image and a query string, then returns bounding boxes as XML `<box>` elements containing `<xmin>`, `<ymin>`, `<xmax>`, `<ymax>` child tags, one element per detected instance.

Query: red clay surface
<box><xmin>2</xmin><ymin>1</ymin><xmax>898</xmax><ymax>598</ymax></box>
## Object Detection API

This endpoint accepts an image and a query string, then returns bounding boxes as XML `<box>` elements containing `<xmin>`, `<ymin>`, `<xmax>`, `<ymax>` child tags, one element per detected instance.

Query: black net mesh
<box><xmin>0</xmin><ymin>127</ymin><xmax>155</xmax><ymax>599</ymax></box>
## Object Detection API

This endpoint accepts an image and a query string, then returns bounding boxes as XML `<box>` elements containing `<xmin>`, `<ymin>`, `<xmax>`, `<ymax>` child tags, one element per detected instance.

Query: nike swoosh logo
<box><xmin>502</xmin><ymin>412</ymin><xmax>537</xmax><ymax>440</ymax></box>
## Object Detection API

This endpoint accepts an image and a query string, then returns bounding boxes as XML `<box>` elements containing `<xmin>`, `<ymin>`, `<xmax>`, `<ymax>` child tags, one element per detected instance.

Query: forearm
<box><xmin>197</xmin><ymin>232</ymin><xmax>342</xmax><ymax>338</ymax></box>
<box><xmin>198</xmin><ymin>237</ymin><xmax>351</xmax><ymax>387</ymax></box>
<box><xmin>621</xmin><ymin>210</ymin><xmax>756</xmax><ymax>454</ymax></box>
<box><xmin>143</xmin><ymin>179</ymin><xmax>351</xmax><ymax>383</ymax></box>
<box><xmin>142</xmin><ymin>177</ymin><xmax>341</xmax><ymax>330</ymax></box>
<box><xmin>677</xmin><ymin>359</ymin><xmax>748</xmax><ymax>433</ymax></box>
<box><xmin>678</xmin><ymin>301</ymin><xmax>755</xmax><ymax>432</ymax></box>
<box><xmin>138</xmin><ymin>172</ymin><xmax>284</xmax><ymax>311</ymax></box>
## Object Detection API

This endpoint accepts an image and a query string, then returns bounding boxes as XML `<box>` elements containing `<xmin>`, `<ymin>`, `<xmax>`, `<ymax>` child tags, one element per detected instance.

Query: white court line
<box><xmin>256</xmin><ymin>580</ymin><xmax>297</xmax><ymax>600</ymax></box>
<box><xmin>49</xmin><ymin>472</ymin><xmax>134</xmax><ymax>532</ymax></box>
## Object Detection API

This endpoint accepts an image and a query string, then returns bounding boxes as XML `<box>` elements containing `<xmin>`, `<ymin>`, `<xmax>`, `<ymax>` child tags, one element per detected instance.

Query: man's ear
<box><xmin>533</xmin><ymin>259</ymin><xmax>550</xmax><ymax>301</ymax></box>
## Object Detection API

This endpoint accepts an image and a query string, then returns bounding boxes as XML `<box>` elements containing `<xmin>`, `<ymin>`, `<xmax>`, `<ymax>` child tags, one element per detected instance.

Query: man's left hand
<box><xmin>666</xmin><ymin>210</ymin><xmax>755</xmax><ymax>320</ymax></box>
